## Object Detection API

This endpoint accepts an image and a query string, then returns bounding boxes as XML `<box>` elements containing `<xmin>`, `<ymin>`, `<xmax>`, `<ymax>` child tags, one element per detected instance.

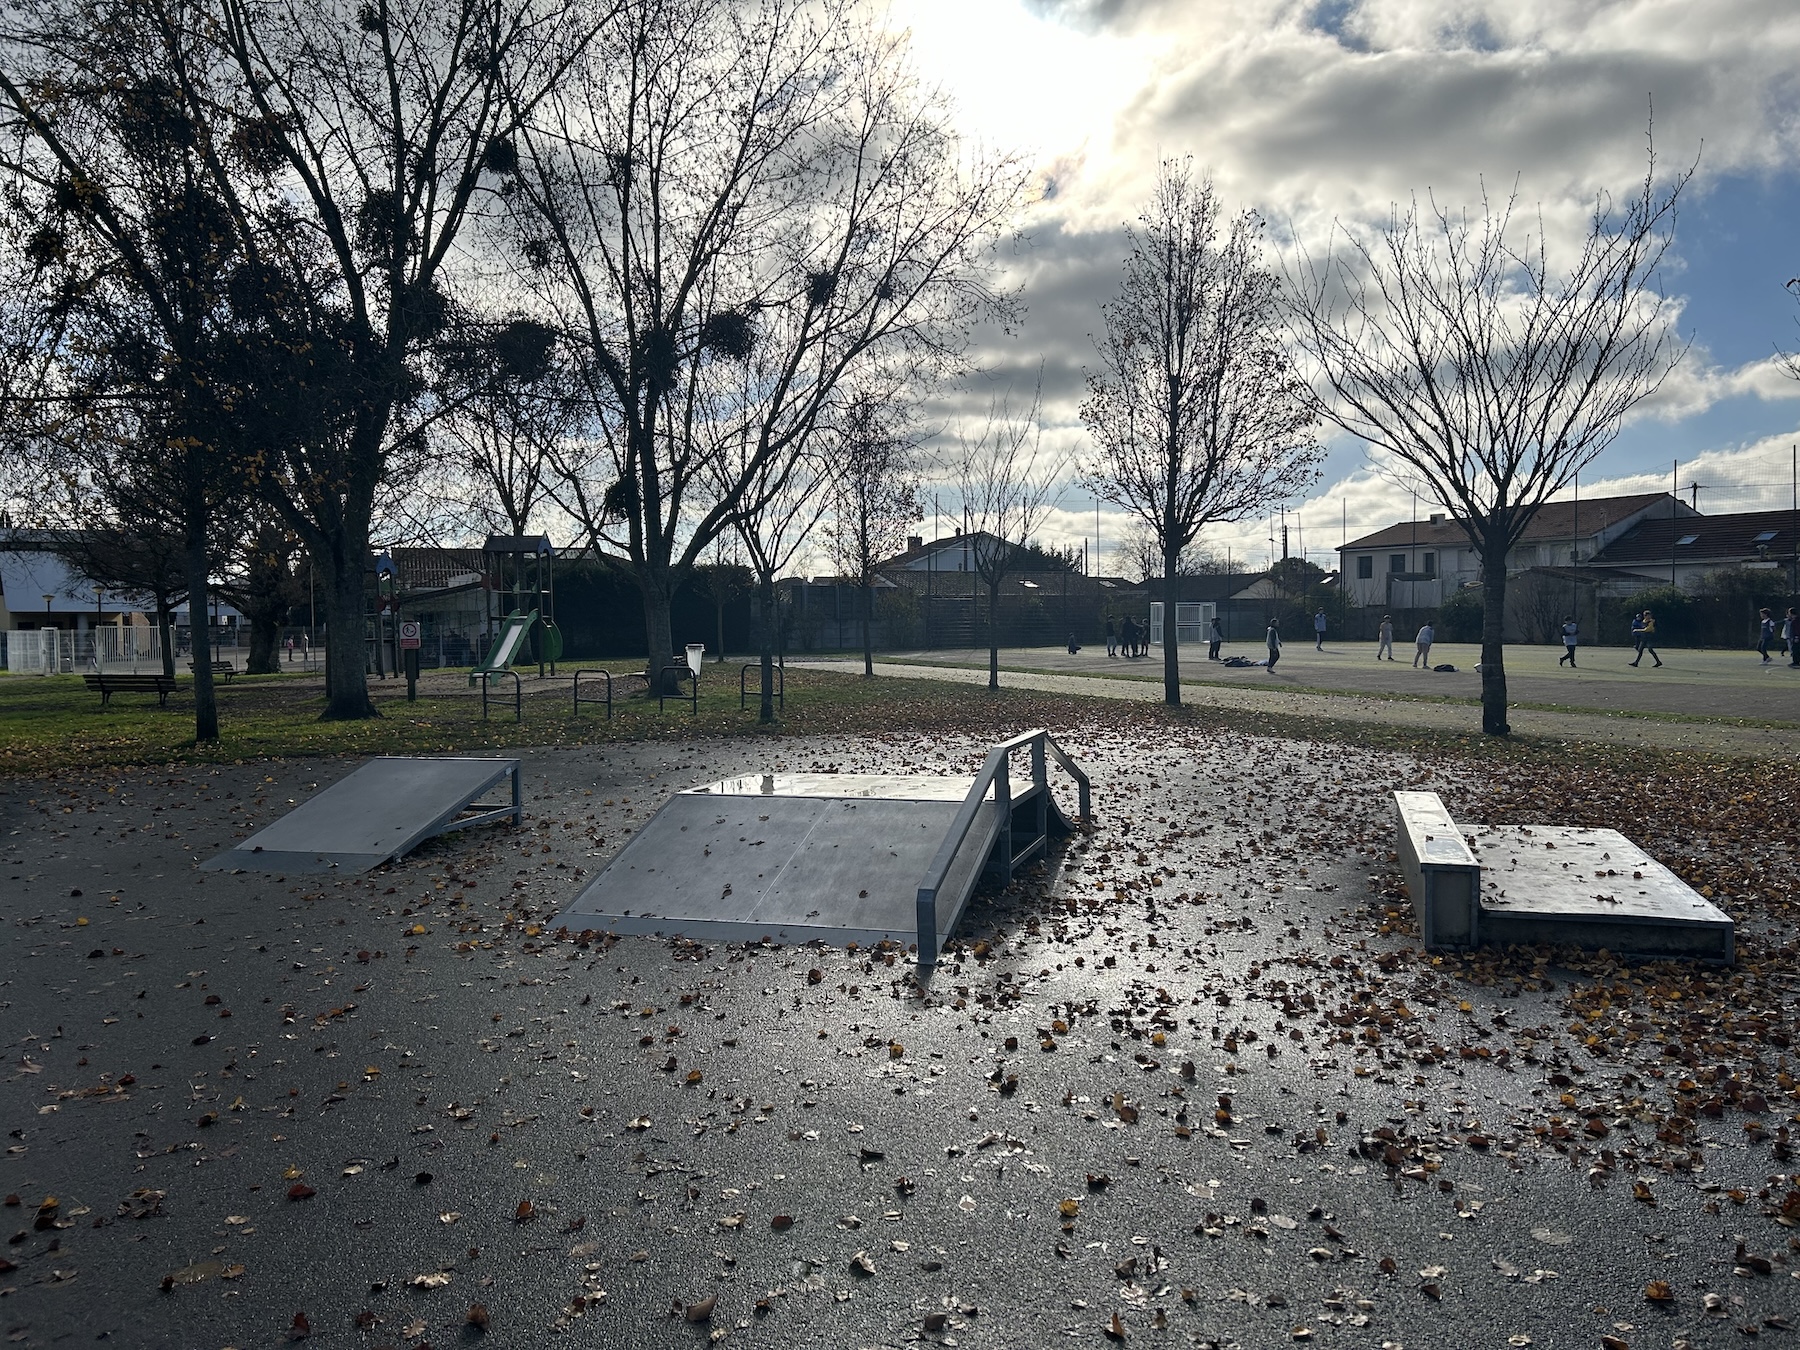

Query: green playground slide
<box><xmin>469</xmin><ymin>610</ymin><xmax>538</xmax><ymax>685</ymax></box>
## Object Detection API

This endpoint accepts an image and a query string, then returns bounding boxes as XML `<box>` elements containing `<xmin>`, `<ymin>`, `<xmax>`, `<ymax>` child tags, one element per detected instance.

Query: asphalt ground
<box><xmin>3</xmin><ymin>723</ymin><xmax>1797</xmax><ymax>1349</ymax></box>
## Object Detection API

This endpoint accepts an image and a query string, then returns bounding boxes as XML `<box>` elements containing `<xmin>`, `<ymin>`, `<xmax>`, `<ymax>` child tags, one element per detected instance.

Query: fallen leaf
<box><xmin>684</xmin><ymin>1294</ymin><xmax>716</xmax><ymax>1323</ymax></box>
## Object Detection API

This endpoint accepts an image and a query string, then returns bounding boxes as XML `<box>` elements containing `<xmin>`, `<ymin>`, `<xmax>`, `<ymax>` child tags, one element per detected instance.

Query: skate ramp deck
<box><xmin>558</xmin><ymin>773</ymin><xmax>1005</xmax><ymax>950</ymax></box>
<box><xmin>1394</xmin><ymin>790</ymin><xmax>1733</xmax><ymax>963</ymax></box>
<box><xmin>201</xmin><ymin>757</ymin><xmax>522</xmax><ymax>874</ymax></box>
<box><xmin>1469</xmin><ymin>825</ymin><xmax>1734</xmax><ymax>962</ymax></box>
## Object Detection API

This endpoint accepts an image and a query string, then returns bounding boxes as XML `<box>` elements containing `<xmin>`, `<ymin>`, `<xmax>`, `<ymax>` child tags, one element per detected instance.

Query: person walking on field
<box><xmin>1265</xmin><ymin>618</ymin><xmax>1282</xmax><ymax>672</ymax></box>
<box><xmin>1412</xmin><ymin>621</ymin><xmax>1434</xmax><ymax>668</ymax></box>
<box><xmin>1559</xmin><ymin>616</ymin><xmax>1579</xmax><ymax>667</ymax></box>
<box><xmin>1313</xmin><ymin>609</ymin><xmax>1328</xmax><ymax>650</ymax></box>
<box><xmin>1629</xmin><ymin>609</ymin><xmax>1663</xmax><ymax>667</ymax></box>
<box><xmin>1105</xmin><ymin>616</ymin><xmax>1117</xmax><ymax>658</ymax></box>
<box><xmin>1208</xmin><ymin>616</ymin><xmax>1223</xmax><ymax>661</ymax></box>
<box><xmin>1787</xmin><ymin>607</ymin><xmax>1800</xmax><ymax>668</ymax></box>
<box><xmin>1376</xmin><ymin>615</ymin><xmax>1394</xmax><ymax>661</ymax></box>
<box><xmin>1758</xmin><ymin>608</ymin><xmax>1778</xmax><ymax>663</ymax></box>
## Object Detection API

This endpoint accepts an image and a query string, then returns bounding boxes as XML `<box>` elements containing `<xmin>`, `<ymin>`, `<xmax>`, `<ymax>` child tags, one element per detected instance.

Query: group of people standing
<box><xmin>1104</xmin><ymin>605</ymin><xmax>1800</xmax><ymax>670</ymax></box>
<box><xmin>1104</xmin><ymin>616</ymin><xmax>1150</xmax><ymax>659</ymax></box>
<box><xmin>1757</xmin><ymin>608</ymin><xmax>1800</xmax><ymax>666</ymax></box>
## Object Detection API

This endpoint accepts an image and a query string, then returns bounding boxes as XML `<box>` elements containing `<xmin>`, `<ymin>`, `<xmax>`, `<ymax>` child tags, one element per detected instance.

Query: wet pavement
<box><xmin>3</xmin><ymin>724</ymin><xmax>1796</xmax><ymax>1348</ymax></box>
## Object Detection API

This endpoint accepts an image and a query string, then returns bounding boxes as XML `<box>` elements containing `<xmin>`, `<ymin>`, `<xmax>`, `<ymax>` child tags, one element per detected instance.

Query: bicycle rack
<box><xmin>739</xmin><ymin>661</ymin><xmax>785</xmax><ymax>711</ymax></box>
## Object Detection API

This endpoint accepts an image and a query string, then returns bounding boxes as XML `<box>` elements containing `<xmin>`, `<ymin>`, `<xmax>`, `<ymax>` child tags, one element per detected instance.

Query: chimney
<box><xmin>953</xmin><ymin>526</ymin><xmax>962</xmax><ymax>537</ymax></box>
<box><xmin>1429</xmin><ymin>513</ymin><xmax>1445</xmax><ymax>524</ymax></box>
<box><xmin>907</xmin><ymin>535</ymin><xmax>923</xmax><ymax>552</ymax></box>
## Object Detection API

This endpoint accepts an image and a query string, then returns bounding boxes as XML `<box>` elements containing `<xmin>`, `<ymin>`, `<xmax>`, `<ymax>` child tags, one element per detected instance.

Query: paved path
<box><xmin>792</xmin><ymin>654</ymin><xmax>1800</xmax><ymax>758</ymax></box>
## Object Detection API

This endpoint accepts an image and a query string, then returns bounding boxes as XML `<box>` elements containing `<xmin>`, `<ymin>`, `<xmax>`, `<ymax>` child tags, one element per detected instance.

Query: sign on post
<box><xmin>399</xmin><ymin>621</ymin><xmax>422</xmax><ymax>650</ymax></box>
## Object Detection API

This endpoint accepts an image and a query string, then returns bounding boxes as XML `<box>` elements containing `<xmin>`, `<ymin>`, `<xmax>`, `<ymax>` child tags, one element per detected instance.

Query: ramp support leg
<box><xmin>995</xmin><ymin>758</ymin><xmax>1013</xmax><ymax>885</ymax></box>
<box><xmin>511</xmin><ymin>762</ymin><xmax>522</xmax><ymax>828</ymax></box>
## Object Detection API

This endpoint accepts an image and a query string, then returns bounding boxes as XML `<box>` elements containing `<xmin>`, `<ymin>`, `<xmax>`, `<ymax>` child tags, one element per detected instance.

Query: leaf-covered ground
<box><xmin>1</xmin><ymin>713</ymin><xmax>1796</xmax><ymax>1349</ymax></box>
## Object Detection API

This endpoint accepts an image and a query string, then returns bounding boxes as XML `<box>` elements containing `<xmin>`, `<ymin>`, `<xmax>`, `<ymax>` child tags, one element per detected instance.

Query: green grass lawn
<box><xmin>4</xmin><ymin>652</ymin><xmax>1789</xmax><ymax>779</ymax></box>
<box><xmin>0</xmin><ymin>665</ymin><xmax>1148</xmax><ymax>776</ymax></box>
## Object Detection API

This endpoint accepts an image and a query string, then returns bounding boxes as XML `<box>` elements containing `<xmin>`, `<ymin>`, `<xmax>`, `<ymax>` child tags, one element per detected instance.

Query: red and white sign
<box><xmin>399</xmin><ymin>621</ymin><xmax>422</xmax><ymax>650</ymax></box>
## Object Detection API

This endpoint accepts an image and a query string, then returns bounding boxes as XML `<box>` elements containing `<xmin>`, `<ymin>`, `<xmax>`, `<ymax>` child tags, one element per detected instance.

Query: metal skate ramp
<box><xmin>1394</xmin><ymin>791</ymin><xmax>1733</xmax><ymax>962</ymax></box>
<box><xmin>559</xmin><ymin>730</ymin><xmax>1090</xmax><ymax>961</ymax></box>
<box><xmin>201</xmin><ymin>757</ymin><xmax>522</xmax><ymax>874</ymax></box>
<box><xmin>1469</xmin><ymin>825</ymin><xmax>1734</xmax><ymax>962</ymax></box>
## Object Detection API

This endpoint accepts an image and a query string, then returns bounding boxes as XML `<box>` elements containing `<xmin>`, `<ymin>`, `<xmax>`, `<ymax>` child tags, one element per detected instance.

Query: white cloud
<box><xmin>884</xmin><ymin>0</ymin><xmax>1800</xmax><ymax>578</ymax></box>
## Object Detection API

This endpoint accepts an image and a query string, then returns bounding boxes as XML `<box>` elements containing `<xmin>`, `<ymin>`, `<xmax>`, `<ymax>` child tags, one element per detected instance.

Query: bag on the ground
<box><xmin>1433</xmin><ymin>663</ymin><xmax>1457</xmax><ymax>672</ymax></box>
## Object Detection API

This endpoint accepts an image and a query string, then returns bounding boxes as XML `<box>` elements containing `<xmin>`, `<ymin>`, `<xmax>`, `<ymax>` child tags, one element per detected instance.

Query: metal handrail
<box><xmin>915</xmin><ymin>728</ymin><xmax>1091</xmax><ymax>966</ymax></box>
<box><xmin>572</xmin><ymin>668</ymin><xmax>614</xmax><ymax>719</ymax></box>
<box><xmin>739</xmin><ymin>661</ymin><xmax>785</xmax><ymax>711</ymax></box>
<box><xmin>479</xmin><ymin>668</ymin><xmax>521</xmax><ymax>723</ymax></box>
<box><xmin>658</xmin><ymin>663</ymin><xmax>698</xmax><ymax>714</ymax></box>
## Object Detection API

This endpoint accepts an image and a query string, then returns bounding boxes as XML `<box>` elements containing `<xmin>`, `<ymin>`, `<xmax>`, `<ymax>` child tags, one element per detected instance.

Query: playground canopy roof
<box><xmin>483</xmin><ymin>534</ymin><xmax>553</xmax><ymax>555</ymax></box>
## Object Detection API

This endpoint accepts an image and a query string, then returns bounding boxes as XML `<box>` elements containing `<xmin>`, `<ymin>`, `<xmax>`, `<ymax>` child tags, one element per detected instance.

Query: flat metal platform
<box><xmin>200</xmin><ymin>757</ymin><xmax>522</xmax><ymax>874</ymax></box>
<box><xmin>1468</xmin><ymin>824</ymin><xmax>1734</xmax><ymax>962</ymax></box>
<box><xmin>559</xmin><ymin>773</ymin><xmax>1005</xmax><ymax>948</ymax></box>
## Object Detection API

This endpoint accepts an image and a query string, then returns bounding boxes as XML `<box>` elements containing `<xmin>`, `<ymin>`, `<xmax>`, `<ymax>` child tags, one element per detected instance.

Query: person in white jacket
<box><xmin>1266</xmin><ymin>619</ymin><xmax>1283</xmax><ymax>672</ymax></box>
<box><xmin>1376</xmin><ymin>615</ymin><xmax>1394</xmax><ymax>661</ymax></box>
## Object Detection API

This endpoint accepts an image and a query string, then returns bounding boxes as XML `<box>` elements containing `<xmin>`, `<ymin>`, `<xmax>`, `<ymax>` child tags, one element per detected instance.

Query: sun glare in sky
<box><xmin>890</xmin><ymin>0</ymin><xmax>1145</xmax><ymax>180</ymax></box>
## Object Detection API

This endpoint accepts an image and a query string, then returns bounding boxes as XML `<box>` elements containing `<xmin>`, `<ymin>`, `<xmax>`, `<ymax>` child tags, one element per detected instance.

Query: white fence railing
<box><xmin>2</xmin><ymin>625</ymin><xmax>329</xmax><ymax>674</ymax></box>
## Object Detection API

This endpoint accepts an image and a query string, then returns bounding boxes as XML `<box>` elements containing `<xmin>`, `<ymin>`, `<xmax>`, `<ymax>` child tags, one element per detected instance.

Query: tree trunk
<box><xmin>155</xmin><ymin>596</ymin><xmax>175</xmax><ymax>679</ymax></box>
<box><xmin>640</xmin><ymin>575</ymin><xmax>678</xmax><ymax>696</ymax></box>
<box><xmin>185</xmin><ymin>531</ymin><xmax>219</xmax><ymax>744</ymax></box>
<box><xmin>1479</xmin><ymin>544</ymin><xmax>1511</xmax><ymax>736</ymax></box>
<box><xmin>862</xmin><ymin>580</ymin><xmax>874</xmax><ymax>677</ymax></box>
<box><xmin>987</xmin><ymin>578</ymin><xmax>1000</xmax><ymax>690</ymax></box>
<box><xmin>758</xmin><ymin>571</ymin><xmax>776</xmax><ymax>724</ymax></box>
<box><xmin>320</xmin><ymin>546</ymin><xmax>377</xmax><ymax>720</ymax></box>
<box><xmin>1161</xmin><ymin>556</ymin><xmax>1182</xmax><ymax>707</ymax></box>
<box><xmin>247</xmin><ymin>611</ymin><xmax>280</xmax><ymax>674</ymax></box>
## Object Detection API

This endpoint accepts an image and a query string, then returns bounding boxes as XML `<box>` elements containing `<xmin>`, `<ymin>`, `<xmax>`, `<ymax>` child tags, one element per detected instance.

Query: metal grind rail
<box><xmin>915</xmin><ymin>728</ymin><xmax>1090</xmax><ymax>966</ymax></box>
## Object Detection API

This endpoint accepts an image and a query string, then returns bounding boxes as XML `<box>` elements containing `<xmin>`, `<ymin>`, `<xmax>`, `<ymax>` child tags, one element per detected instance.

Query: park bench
<box><xmin>188</xmin><ymin>659</ymin><xmax>236</xmax><ymax>683</ymax></box>
<box><xmin>1392</xmin><ymin>790</ymin><xmax>1481</xmax><ymax>949</ymax></box>
<box><xmin>83</xmin><ymin>671</ymin><xmax>178</xmax><ymax>708</ymax></box>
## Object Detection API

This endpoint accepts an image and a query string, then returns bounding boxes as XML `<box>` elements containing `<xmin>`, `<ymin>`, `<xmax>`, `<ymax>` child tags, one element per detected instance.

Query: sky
<box><xmin>888</xmin><ymin>0</ymin><xmax>1800</xmax><ymax>575</ymax></box>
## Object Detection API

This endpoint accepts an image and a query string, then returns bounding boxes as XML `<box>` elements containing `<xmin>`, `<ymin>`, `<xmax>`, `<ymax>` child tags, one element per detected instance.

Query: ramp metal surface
<box><xmin>201</xmin><ymin>757</ymin><xmax>522</xmax><ymax>874</ymax></box>
<box><xmin>1469</xmin><ymin>824</ymin><xmax>1734</xmax><ymax>962</ymax></box>
<box><xmin>559</xmin><ymin>774</ymin><xmax>1004</xmax><ymax>949</ymax></box>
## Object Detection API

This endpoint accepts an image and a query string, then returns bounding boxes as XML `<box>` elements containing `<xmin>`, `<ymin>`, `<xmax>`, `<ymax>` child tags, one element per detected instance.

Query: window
<box><xmin>1752</xmin><ymin>531</ymin><xmax>1778</xmax><ymax>544</ymax></box>
<box><xmin>1423</xmin><ymin>553</ymin><xmax>1437</xmax><ymax>576</ymax></box>
<box><xmin>1357</xmin><ymin>556</ymin><xmax>1373</xmax><ymax>579</ymax></box>
<box><xmin>1388</xmin><ymin>554</ymin><xmax>1407</xmax><ymax>574</ymax></box>
<box><xmin>1675</xmin><ymin>534</ymin><xmax>1699</xmax><ymax>546</ymax></box>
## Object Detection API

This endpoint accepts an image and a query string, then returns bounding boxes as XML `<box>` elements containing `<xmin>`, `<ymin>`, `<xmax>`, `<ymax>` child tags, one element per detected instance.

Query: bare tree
<box><xmin>508</xmin><ymin>0</ymin><xmax>1027</xmax><ymax>688</ymax></box>
<box><xmin>824</xmin><ymin>394</ymin><xmax>921</xmax><ymax>676</ymax></box>
<box><xmin>440</xmin><ymin>318</ymin><xmax>573</xmax><ymax>536</ymax></box>
<box><xmin>1</xmin><ymin>0</ymin><xmax>589</xmax><ymax>720</ymax></box>
<box><xmin>1082</xmin><ymin>161</ymin><xmax>1322</xmax><ymax>706</ymax></box>
<box><xmin>727</xmin><ymin>444</ymin><xmax>833</xmax><ymax>723</ymax></box>
<box><xmin>1111</xmin><ymin>521</ymin><xmax>1223</xmax><ymax>586</ymax></box>
<box><xmin>1288</xmin><ymin>156</ymin><xmax>1687</xmax><ymax>734</ymax></box>
<box><xmin>955</xmin><ymin>383</ymin><xmax>1062</xmax><ymax>690</ymax></box>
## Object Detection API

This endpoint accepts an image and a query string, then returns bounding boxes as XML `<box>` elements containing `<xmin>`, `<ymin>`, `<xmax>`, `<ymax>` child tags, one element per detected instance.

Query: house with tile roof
<box><xmin>1587</xmin><ymin>508</ymin><xmax>1800</xmax><ymax>592</ymax></box>
<box><xmin>1334</xmin><ymin>493</ymin><xmax>1694</xmax><ymax>610</ymax></box>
